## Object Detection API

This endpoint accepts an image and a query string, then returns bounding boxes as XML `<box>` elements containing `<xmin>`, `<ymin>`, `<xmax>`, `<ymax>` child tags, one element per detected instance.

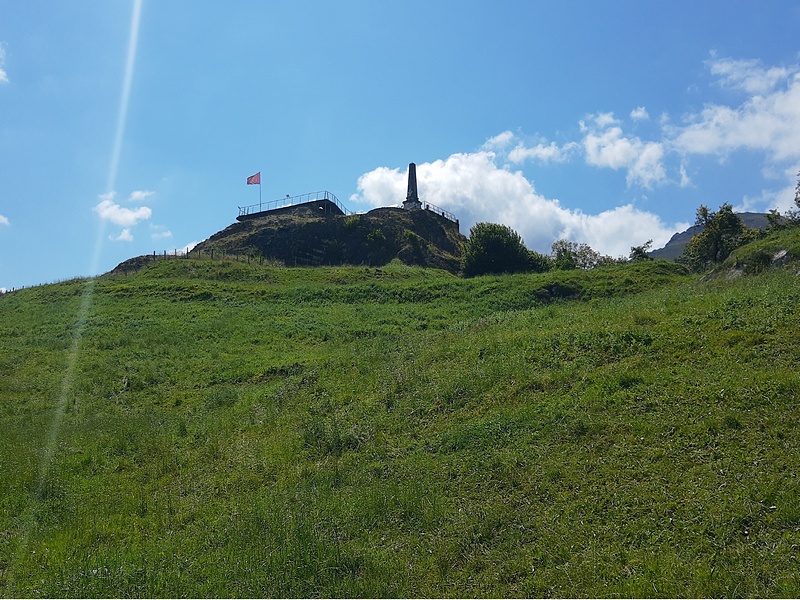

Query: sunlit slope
<box><xmin>2</xmin><ymin>254</ymin><xmax>800</xmax><ymax>597</ymax></box>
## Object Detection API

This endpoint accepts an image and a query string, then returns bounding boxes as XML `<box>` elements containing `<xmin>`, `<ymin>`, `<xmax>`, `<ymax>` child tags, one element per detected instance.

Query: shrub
<box><xmin>461</xmin><ymin>223</ymin><xmax>533</xmax><ymax>277</ymax></box>
<box><xmin>629</xmin><ymin>240</ymin><xmax>653</xmax><ymax>261</ymax></box>
<box><xmin>528</xmin><ymin>250</ymin><xmax>554</xmax><ymax>273</ymax></box>
<box><xmin>551</xmin><ymin>239</ymin><xmax>606</xmax><ymax>270</ymax></box>
<box><xmin>681</xmin><ymin>203</ymin><xmax>752</xmax><ymax>271</ymax></box>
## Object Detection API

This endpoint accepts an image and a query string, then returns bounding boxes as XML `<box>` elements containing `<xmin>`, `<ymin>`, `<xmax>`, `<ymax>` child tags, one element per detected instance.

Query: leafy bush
<box><xmin>629</xmin><ymin>240</ymin><xmax>653</xmax><ymax>261</ymax></box>
<box><xmin>528</xmin><ymin>250</ymin><xmax>554</xmax><ymax>273</ymax></box>
<box><xmin>550</xmin><ymin>239</ymin><xmax>617</xmax><ymax>270</ymax></box>
<box><xmin>461</xmin><ymin>223</ymin><xmax>535</xmax><ymax>277</ymax></box>
<box><xmin>681</xmin><ymin>203</ymin><xmax>750</xmax><ymax>271</ymax></box>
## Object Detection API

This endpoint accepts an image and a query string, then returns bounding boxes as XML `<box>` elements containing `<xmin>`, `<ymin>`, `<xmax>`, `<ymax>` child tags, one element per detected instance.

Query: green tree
<box><xmin>766</xmin><ymin>171</ymin><xmax>800</xmax><ymax>230</ymax></box>
<box><xmin>629</xmin><ymin>240</ymin><xmax>653</xmax><ymax>261</ymax></box>
<box><xmin>551</xmin><ymin>239</ymin><xmax>605</xmax><ymax>270</ymax></box>
<box><xmin>681</xmin><ymin>203</ymin><xmax>745</xmax><ymax>271</ymax></box>
<box><xmin>551</xmin><ymin>239</ymin><xmax>578</xmax><ymax>270</ymax></box>
<box><xmin>461</xmin><ymin>223</ymin><xmax>533</xmax><ymax>277</ymax></box>
<box><xmin>528</xmin><ymin>250</ymin><xmax>554</xmax><ymax>273</ymax></box>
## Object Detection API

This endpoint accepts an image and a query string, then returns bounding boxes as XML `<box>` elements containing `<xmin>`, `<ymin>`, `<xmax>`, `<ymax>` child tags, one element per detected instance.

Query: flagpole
<box><xmin>247</xmin><ymin>171</ymin><xmax>262</xmax><ymax>213</ymax></box>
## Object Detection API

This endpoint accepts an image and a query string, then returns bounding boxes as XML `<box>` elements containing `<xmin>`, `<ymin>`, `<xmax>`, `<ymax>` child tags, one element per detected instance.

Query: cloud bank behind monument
<box><xmin>352</xmin><ymin>150</ymin><xmax>686</xmax><ymax>258</ymax></box>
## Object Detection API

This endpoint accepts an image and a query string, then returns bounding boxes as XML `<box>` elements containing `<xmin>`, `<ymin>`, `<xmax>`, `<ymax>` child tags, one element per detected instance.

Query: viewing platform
<box><xmin>237</xmin><ymin>190</ymin><xmax>352</xmax><ymax>221</ymax></box>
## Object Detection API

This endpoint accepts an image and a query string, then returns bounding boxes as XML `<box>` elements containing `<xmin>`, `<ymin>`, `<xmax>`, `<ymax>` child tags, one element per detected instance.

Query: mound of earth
<box><xmin>115</xmin><ymin>204</ymin><xmax>466</xmax><ymax>274</ymax></box>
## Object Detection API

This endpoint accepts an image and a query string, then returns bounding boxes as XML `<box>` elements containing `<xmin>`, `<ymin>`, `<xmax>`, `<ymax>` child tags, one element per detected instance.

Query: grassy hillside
<box><xmin>2</xmin><ymin>251</ymin><xmax>800</xmax><ymax>596</ymax></box>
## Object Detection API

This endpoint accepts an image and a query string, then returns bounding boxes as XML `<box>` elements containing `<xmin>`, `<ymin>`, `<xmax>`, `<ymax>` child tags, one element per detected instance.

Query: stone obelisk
<box><xmin>403</xmin><ymin>162</ymin><xmax>422</xmax><ymax>210</ymax></box>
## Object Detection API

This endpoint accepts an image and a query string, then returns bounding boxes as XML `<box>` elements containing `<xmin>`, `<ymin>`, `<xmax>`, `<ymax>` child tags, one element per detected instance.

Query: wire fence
<box><xmin>113</xmin><ymin>247</ymin><xmax>284</xmax><ymax>273</ymax></box>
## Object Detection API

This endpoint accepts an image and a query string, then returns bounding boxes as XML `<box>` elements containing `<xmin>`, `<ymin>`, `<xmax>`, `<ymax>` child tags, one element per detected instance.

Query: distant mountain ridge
<box><xmin>649</xmin><ymin>212</ymin><xmax>771</xmax><ymax>260</ymax></box>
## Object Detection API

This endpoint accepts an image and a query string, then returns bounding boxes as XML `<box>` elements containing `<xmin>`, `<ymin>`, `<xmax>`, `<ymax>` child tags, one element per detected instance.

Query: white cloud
<box><xmin>708</xmin><ymin>57</ymin><xmax>791</xmax><ymax>95</ymax></box>
<box><xmin>581</xmin><ymin>114</ymin><xmax>667</xmax><ymax>188</ymax></box>
<box><xmin>664</xmin><ymin>56</ymin><xmax>800</xmax><ymax>214</ymax></box>
<box><xmin>679</xmin><ymin>163</ymin><xmax>692</xmax><ymax>187</ymax></box>
<box><xmin>129</xmin><ymin>190</ymin><xmax>155</xmax><ymax>202</ymax></box>
<box><xmin>556</xmin><ymin>204</ymin><xmax>689</xmax><ymax>258</ymax></box>
<box><xmin>0</xmin><ymin>43</ymin><xmax>8</xmax><ymax>84</ymax></box>
<box><xmin>735</xmin><ymin>164</ymin><xmax>798</xmax><ymax>213</ymax></box>
<box><xmin>673</xmin><ymin>61</ymin><xmax>800</xmax><ymax>164</ymax></box>
<box><xmin>485</xmin><ymin>131</ymin><xmax>578</xmax><ymax>165</ymax></box>
<box><xmin>352</xmin><ymin>151</ymin><xmax>682</xmax><ymax>257</ymax></box>
<box><xmin>483</xmin><ymin>130</ymin><xmax>515</xmax><ymax>150</ymax></box>
<box><xmin>94</xmin><ymin>190</ymin><xmax>153</xmax><ymax>241</ymax></box>
<box><xmin>151</xmin><ymin>228</ymin><xmax>173</xmax><ymax>240</ymax></box>
<box><xmin>355</xmin><ymin>55</ymin><xmax>800</xmax><ymax>247</ymax></box>
<box><xmin>94</xmin><ymin>197</ymin><xmax>152</xmax><ymax>227</ymax></box>
<box><xmin>0</xmin><ymin>214</ymin><xmax>9</xmax><ymax>226</ymax></box>
<box><xmin>592</xmin><ymin>112</ymin><xmax>618</xmax><ymax>128</ymax></box>
<box><xmin>110</xmin><ymin>228</ymin><xmax>134</xmax><ymax>242</ymax></box>
<box><xmin>483</xmin><ymin>120</ymin><xmax>667</xmax><ymax>188</ymax></box>
<box><xmin>515</xmin><ymin>57</ymin><xmax>800</xmax><ymax>202</ymax></box>
<box><xmin>508</xmin><ymin>140</ymin><xmax>579</xmax><ymax>164</ymax></box>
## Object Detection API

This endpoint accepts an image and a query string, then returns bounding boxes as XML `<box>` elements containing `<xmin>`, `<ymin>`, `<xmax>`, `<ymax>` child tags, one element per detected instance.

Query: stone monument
<box><xmin>403</xmin><ymin>162</ymin><xmax>422</xmax><ymax>211</ymax></box>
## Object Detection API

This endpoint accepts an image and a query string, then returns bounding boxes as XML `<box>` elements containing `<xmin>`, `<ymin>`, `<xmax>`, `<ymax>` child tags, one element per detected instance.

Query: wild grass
<box><xmin>2</xmin><ymin>254</ymin><xmax>800</xmax><ymax>596</ymax></box>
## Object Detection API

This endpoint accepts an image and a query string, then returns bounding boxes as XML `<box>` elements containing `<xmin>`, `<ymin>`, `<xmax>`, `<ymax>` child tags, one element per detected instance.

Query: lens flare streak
<box><xmin>23</xmin><ymin>0</ymin><xmax>144</xmax><ymax>552</ymax></box>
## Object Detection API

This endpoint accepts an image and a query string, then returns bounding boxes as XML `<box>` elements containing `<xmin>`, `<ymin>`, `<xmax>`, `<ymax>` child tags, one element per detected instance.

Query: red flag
<box><xmin>247</xmin><ymin>172</ymin><xmax>261</xmax><ymax>185</ymax></box>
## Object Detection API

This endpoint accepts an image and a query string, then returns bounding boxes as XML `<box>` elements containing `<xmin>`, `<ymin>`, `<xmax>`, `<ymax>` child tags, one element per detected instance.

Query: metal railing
<box><xmin>238</xmin><ymin>190</ymin><xmax>352</xmax><ymax>218</ymax></box>
<box><xmin>421</xmin><ymin>202</ymin><xmax>459</xmax><ymax>224</ymax></box>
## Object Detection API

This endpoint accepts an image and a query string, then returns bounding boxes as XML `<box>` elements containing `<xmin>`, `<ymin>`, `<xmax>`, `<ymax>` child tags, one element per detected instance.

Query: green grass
<box><xmin>2</xmin><ymin>252</ymin><xmax>800</xmax><ymax>596</ymax></box>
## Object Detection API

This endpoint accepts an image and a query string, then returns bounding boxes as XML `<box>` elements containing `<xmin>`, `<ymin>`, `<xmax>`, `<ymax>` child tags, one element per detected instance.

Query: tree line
<box><xmin>678</xmin><ymin>171</ymin><xmax>800</xmax><ymax>272</ymax></box>
<box><xmin>460</xmin><ymin>222</ymin><xmax>652</xmax><ymax>278</ymax></box>
<box><xmin>461</xmin><ymin>172</ymin><xmax>800</xmax><ymax>277</ymax></box>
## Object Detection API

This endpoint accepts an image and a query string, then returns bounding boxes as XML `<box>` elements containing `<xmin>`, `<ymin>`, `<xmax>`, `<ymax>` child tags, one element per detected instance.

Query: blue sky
<box><xmin>2</xmin><ymin>1</ymin><xmax>800</xmax><ymax>290</ymax></box>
